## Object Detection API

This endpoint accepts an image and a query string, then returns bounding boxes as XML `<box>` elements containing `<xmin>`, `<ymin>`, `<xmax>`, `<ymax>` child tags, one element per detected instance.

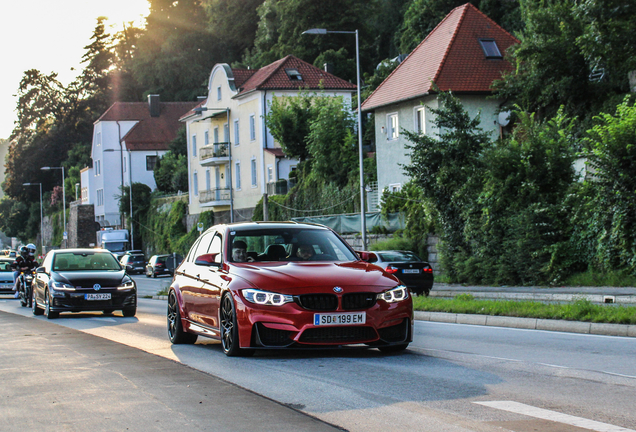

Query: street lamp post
<box><xmin>41</xmin><ymin>166</ymin><xmax>66</xmax><ymax>246</ymax></box>
<box><xmin>193</xmin><ymin>106</ymin><xmax>233</xmax><ymax>223</ymax></box>
<box><xmin>302</xmin><ymin>28</ymin><xmax>367</xmax><ymax>248</ymax></box>
<box><xmin>23</xmin><ymin>182</ymin><xmax>44</xmax><ymax>253</ymax></box>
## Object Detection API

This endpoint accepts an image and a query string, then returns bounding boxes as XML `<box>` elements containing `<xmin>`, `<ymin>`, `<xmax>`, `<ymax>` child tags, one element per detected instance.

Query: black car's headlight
<box><xmin>118</xmin><ymin>278</ymin><xmax>135</xmax><ymax>290</ymax></box>
<box><xmin>377</xmin><ymin>285</ymin><xmax>409</xmax><ymax>303</ymax></box>
<box><xmin>242</xmin><ymin>289</ymin><xmax>293</xmax><ymax>306</ymax></box>
<box><xmin>50</xmin><ymin>281</ymin><xmax>76</xmax><ymax>291</ymax></box>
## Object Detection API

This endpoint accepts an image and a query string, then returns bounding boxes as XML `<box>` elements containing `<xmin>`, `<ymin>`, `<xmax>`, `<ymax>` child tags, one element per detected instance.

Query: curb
<box><xmin>429</xmin><ymin>290</ymin><xmax>636</xmax><ymax>305</ymax></box>
<box><xmin>415</xmin><ymin>311</ymin><xmax>636</xmax><ymax>338</ymax></box>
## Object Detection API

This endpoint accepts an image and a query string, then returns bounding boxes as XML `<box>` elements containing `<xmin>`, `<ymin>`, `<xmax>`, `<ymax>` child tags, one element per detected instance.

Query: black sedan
<box><xmin>31</xmin><ymin>249</ymin><xmax>137</xmax><ymax>319</ymax></box>
<box><xmin>360</xmin><ymin>250</ymin><xmax>434</xmax><ymax>296</ymax></box>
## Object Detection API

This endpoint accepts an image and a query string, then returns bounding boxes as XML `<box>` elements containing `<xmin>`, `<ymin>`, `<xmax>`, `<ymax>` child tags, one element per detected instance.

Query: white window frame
<box><xmin>192</xmin><ymin>135</ymin><xmax>197</xmax><ymax>157</ymax></box>
<box><xmin>267</xmin><ymin>165</ymin><xmax>273</xmax><ymax>183</ymax></box>
<box><xmin>205</xmin><ymin>169</ymin><xmax>211</xmax><ymax>190</ymax></box>
<box><xmin>235</xmin><ymin>161</ymin><xmax>241</xmax><ymax>190</ymax></box>
<box><xmin>389</xmin><ymin>183</ymin><xmax>402</xmax><ymax>193</ymax></box>
<box><xmin>193</xmin><ymin>172</ymin><xmax>199</xmax><ymax>196</ymax></box>
<box><xmin>251</xmin><ymin>157</ymin><xmax>257</xmax><ymax>187</ymax></box>
<box><xmin>234</xmin><ymin>119</ymin><xmax>240</xmax><ymax>145</ymax></box>
<box><xmin>387</xmin><ymin>113</ymin><xmax>399</xmax><ymax>140</ymax></box>
<box><xmin>214</xmin><ymin>127</ymin><xmax>219</xmax><ymax>144</ymax></box>
<box><xmin>249</xmin><ymin>115</ymin><xmax>256</xmax><ymax>141</ymax></box>
<box><xmin>204</xmin><ymin>130</ymin><xmax>209</xmax><ymax>146</ymax></box>
<box><xmin>414</xmin><ymin>107</ymin><xmax>426</xmax><ymax>135</ymax></box>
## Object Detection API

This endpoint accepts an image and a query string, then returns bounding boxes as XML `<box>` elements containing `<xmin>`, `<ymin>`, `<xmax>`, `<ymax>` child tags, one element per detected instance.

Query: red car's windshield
<box><xmin>228</xmin><ymin>228</ymin><xmax>357</xmax><ymax>263</ymax></box>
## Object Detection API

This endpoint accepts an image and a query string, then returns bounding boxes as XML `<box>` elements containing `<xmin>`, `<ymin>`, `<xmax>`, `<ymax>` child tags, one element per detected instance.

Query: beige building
<box><xmin>180</xmin><ymin>55</ymin><xmax>356</xmax><ymax>222</ymax></box>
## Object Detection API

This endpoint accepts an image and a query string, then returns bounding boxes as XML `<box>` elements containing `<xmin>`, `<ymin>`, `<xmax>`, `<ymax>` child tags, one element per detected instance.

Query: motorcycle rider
<box><xmin>11</xmin><ymin>244</ymin><xmax>38</xmax><ymax>298</ymax></box>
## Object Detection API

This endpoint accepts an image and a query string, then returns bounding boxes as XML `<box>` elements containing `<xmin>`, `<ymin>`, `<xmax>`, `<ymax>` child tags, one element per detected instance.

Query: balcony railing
<box><xmin>199</xmin><ymin>187</ymin><xmax>231</xmax><ymax>204</ymax></box>
<box><xmin>266</xmin><ymin>177</ymin><xmax>297</xmax><ymax>196</ymax></box>
<box><xmin>200</xmin><ymin>142</ymin><xmax>229</xmax><ymax>165</ymax></box>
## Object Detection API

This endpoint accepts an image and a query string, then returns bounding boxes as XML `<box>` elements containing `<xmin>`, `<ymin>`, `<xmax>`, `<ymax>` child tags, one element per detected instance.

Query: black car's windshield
<box><xmin>53</xmin><ymin>252</ymin><xmax>122</xmax><ymax>271</ymax></box>
<box><xmin>229</xmin><ymin>228</ymin><xmax>357</xmax><ymax>263</ymax></box>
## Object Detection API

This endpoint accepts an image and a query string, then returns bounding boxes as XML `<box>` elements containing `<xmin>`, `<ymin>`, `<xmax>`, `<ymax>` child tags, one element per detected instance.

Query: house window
<box><xmin>234</xmin><ymin>119</ymin><xmax>240</xmax><ymax>145</ymax></box>
<box><xmin>415</xmin><ymin>107</ymin><xmax>426</xmax><ymax>134</ymax></box>
<box><xmin>389</xmin><ymin>183</ymin><xmax>402</xmax><ymax>193</ymax></box>
<box><xmin>217</xmin><ymin>86</ymin><xmax>222</xmax><ymax>101</ymax></box>
<box><xmin>251</xmin><ymin>158</ymin><xmax>257</xmax><ymax>187</ymax></box>
<box><xmin>224</xmin><ymin>123</ymin><xmax>229</xmax><ymax>143</ymax></box>
<box><xmin>96</xmin><ymin>132</ymin><xmax>101</xmax><ymax>146</ymax></box>
<box><xmin>146</xmin><ymin>155</ymin><xmax>158</xmax><ymax>171</ymax></box>
<box><xmin>250</xmin><ymin>115</ymin><xmax>256</xmax><ymax>141</ymax></box>
<box><xmin>267</xmin><ymin>165</ymin><xmax>273</xmax><ymax>183</ymax></box>
<box><xmin>193</xmin><ymin>172</ymin><xmax>198</xmax><ymax>196</ymax></box>
<box><xmin>94</xmin><ymin>159</ymin><xmax>101</xmax><ymax>176</ymax></box>
<box><xmin>235</xmin><ymin>161</ymin><xmax>241</xmax><ymax>190</ymax></box>
<box><xmin>285</xmin><ymin>68</ymin><xmax>303</xmax><ymax>81</ymax></box>
<box><xmin>96</xmin><ymin>189</ymin><xmax>104</xmax><ymax>206</ymax></box>
<box><xmin>205</xmin><ymin>169</ymin><xmax>211</xmax><ymax>190</ymax></box>
<box><xmin>192</xmin><ymin>135</ymin><xmax>197</xmax><ymax>157</ymax></box>
<box><xmin>387</xmin><ymin>113</ymin><xmax>399</xmax><ymax>140</ymax></box>
<box><xmin>204</xmin><ymin>130</ymin><xmax>209</xmax><ymax>146</ymax></box>
<box><xmin>214</xmin><ymin>127</ymin><xmax>219</xmax><ymax>144</ymax></box>
<box><xmin>479</xmin><ymin>39</ymin><xmax>502</xmax><ymax>59</ymax></box>
<box><xmin>225</xmin><ymin>165</ymin><xmax>230</xmax><ymax>187</ymax></box>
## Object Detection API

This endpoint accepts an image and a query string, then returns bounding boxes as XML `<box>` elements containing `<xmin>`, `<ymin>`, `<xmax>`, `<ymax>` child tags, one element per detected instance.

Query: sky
<box><xmin>0</xmin><ymin>0</ymin><xmax>151</xmax><ymax>140</ymax></box>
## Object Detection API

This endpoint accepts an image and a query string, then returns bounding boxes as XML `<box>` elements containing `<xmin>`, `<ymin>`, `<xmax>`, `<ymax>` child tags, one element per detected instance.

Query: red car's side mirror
<box><xmin>195</xmin><ymin>253</ymin><xmax>221</xmax><ymax>267</ymax></box>
<box><xmin>357</xmin><ymin>251</ymin><xmax>371</xmax><ymax>262</ymax></box>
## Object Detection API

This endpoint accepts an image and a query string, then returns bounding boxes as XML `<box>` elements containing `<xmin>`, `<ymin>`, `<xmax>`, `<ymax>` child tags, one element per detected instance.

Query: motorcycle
<box><xmin>17</xmin><ymin>270</ymin><xmax>34</xmax><ymax>308</ymax></box>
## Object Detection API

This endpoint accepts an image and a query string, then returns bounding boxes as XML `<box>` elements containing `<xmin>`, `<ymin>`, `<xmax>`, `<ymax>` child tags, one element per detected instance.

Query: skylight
<box><xmin>479</xmin><ymin>39</ymin><xmax>503</xmax><ymax>59</ymax></box>
<box><xmin>285</xmin><ymin>68</ymin><xmax>303</xmax><ymax>81</ymax></box>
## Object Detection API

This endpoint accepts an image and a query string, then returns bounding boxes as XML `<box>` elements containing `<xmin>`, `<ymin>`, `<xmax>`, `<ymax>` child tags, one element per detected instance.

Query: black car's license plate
<box><xmin>85</xmin><ymin>293</ymin><xmax>111</xmax><ymax>300</ymax></box>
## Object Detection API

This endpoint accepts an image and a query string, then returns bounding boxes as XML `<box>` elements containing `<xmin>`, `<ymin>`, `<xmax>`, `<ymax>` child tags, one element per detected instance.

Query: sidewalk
<box><xmin>419</xmin><ymin>283</ymin><xmax>636</xmax><ymax>338</ymax></box>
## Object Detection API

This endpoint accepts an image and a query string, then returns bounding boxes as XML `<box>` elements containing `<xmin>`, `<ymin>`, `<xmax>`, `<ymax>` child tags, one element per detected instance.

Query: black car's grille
<box><xmin>342</xmin><ymin>293</ymin><xmax>376</xmax><ymax>310</ymax></box>
<box><xmin>377</xmin><ymin>319</ymin><xmax>409</xmax><ymax>343</ymax></box>
<box><xmin>296</xmin><ymin>294</ymin><xmax>338</xmax><ymax>311</ymax></box>
<box><xmin>254</xmin><ymin>323</ymin><xmax>294</xmax><ymax>347</ymax></box>
<box><xmin>299</xmin><ymin>326</ymin><xmax>377</xmax><ymax>344</ymax></box>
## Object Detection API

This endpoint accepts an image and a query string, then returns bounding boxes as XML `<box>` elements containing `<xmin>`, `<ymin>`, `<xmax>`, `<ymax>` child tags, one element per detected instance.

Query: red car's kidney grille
<box><xmin>299</xmin><ymin>326</ymin><xmax>377</xmax><ymax>343</ymax></box>
<box><xmin>342</xmin><ymin>293</ymin><xmax>376</xmax><ymax>310</ymax></box>
<box><xmin>296</xmin><ymin>294</ymin><xmax>338</xmax><ymax>311</ymax></box>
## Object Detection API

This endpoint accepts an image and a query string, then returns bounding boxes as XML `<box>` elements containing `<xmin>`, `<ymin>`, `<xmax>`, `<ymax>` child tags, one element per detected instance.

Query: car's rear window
<box><xmin>53</xmin><ymin>252</ymin><xmax>121</xmax><ymax>271</ymax></box>
<box><xmin>377</xmin><ymin>251</ymin><xmax>421</xmax><ymax>262</ymax></box>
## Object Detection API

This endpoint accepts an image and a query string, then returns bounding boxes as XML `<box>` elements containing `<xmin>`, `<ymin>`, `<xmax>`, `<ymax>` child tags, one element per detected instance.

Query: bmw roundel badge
<box><xmin>333</xmin><ymin>286</ymin><xmax>343</xmax><ymax>293</ymax></box>
<box><xmin>93</xmin><ymin>284</ymin><xmax>101</xmax><ymax>291</ymax></box>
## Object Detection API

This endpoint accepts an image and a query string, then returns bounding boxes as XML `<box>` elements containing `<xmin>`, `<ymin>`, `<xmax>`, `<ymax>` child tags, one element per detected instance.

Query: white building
<box><xmin>82</xmin><ymin>96</ymin><xmax>197</xmax><ymax>227</ymax></box>
<box><xmin>180</xmin><ymin>55</ymin><xmax>357</xmax><ymax>222</ymax></box>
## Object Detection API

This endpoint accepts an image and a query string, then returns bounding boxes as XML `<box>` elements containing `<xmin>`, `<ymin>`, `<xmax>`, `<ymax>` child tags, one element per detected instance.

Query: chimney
<box><xmin>324</xmin><ymin>63</ymin><xmax>334</xmax><ymax>74</ymax></box>
<box><xmin>148</xmin><ymin>94</ymin><xmax>160</xmax><ymax>117</ymax></box>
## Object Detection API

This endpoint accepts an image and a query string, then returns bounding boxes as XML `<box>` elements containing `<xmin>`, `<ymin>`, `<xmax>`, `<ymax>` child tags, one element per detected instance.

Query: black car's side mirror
<box><xmin>195</xmin><ymin>253</ymin><xmax>221</xmax><ymax>267</ymax></box>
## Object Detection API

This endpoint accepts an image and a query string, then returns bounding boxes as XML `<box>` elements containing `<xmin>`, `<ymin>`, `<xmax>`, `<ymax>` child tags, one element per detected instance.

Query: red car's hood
<box><xmin>228</xmin><ymin>261</ymin><xmax>399</xmax><ymax>292</ymax></box>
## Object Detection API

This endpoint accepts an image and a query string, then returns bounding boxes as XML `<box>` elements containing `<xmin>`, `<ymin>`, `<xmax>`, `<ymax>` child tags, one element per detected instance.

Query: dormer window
<box><xmin>285</xmin><ymin>68</ymin><xmax>303</xmax><ymax>81</ymax></box>
<box><xmin>479</xmin><ymin>39</ymin><xmax>502</xmax><ymax>59</ymax></box>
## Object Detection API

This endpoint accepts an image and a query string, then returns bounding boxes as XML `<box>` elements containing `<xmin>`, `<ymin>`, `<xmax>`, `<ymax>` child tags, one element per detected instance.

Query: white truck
<box><xmin>96</xmin><ymin>229</ymin><xmax>130</xmax><ymax>258</ymax></box>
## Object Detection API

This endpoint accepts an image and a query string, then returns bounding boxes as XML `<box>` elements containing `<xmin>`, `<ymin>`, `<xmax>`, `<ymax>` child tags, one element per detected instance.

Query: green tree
<box><xmin>264</xmin><ymin>92</ymin><xmax>317</xmax><ymax>161</ymax></box>
<box><xmin>119</xmin><ymin>183</ymin><xmax>152</xmax><ymax>249</ymax></box>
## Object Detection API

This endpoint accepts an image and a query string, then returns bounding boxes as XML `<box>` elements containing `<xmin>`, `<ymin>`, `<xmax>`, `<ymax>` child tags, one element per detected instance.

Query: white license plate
<box><xmin>85</xmin><ymin>293</ymin><xmax>111</xmax><ymax>300</ymax></box>
<box><xmin>314</xmin><ymin>312</ymin><xmax>366</xmax><ymax>326</ymax></box>
<box><xmin>402</xmin><ymin>269</ymin><xmax>420</xmax><ymax>274</ymax></box>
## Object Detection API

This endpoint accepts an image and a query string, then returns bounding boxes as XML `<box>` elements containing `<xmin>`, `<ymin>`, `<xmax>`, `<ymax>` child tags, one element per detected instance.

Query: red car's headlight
<box><xmin>377</xmin><ymin>285</ymin><xmax>409</xmax><ymax>303</ymax></box>
<box><xmin>242</xmin><ymin>289</ymin><xmax>294</xmax><ymax>306</ymax></box>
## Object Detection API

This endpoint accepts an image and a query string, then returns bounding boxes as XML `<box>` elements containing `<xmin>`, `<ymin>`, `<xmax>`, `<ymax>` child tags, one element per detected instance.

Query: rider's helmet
<box><xmin>26</xmin><ymin>243</ymin><xmax>36</xmax><ymax>257</ymax></box>
<box><xmin>20</xmin><ymin>246</ymin><xmax>28</xmax><ymax>258</ymax></box>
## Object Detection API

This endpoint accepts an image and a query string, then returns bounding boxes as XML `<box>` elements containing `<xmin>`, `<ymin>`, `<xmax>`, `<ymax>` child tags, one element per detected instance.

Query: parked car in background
<box><xmin>167</xmin><ymin>222</ymin><xmax>413</xmax><ymax>356</ymax></box>
<box><xmin>359</xmin><ymin>250</ymin><xmax>434</xmax><ymax>296</ymax></box>
<box><xmin>120</xmin><ymin>253</ymin><xmax>146</xmax><ymax>274</ymax></box>
<box><xmin>31</xmin><ymin>248</ymin><xmax>137</xmax><ymax>318</ymax></box>
<box><xmin>0</xmin><ymin>257</ymin><xmax>15</xmax><ymax>295</ymax></box>
<box><xmin>145</xmin><ymin>254</ymin><xmax>178</xmax><ymax>278</ymax></box>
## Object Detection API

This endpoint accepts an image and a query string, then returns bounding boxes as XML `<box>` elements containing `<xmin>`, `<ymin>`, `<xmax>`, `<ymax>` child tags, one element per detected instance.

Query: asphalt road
<box><xmin>1</xmin><ymin>281</ymin><xmax>635</xmax><ymax>432</ymax></box>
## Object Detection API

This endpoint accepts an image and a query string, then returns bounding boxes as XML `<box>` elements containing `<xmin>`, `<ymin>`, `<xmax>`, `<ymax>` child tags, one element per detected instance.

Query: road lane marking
<box><xmin>474</xmin><ymin>401</ymin><xmax>635</xmax><ymax>432</ymax></box>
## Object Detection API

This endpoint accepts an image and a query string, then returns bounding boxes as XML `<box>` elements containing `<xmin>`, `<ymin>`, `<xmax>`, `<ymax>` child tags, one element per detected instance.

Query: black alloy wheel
<box><xmin>32</xmin><ymin>289</ymin><xmax>43</xmax><ymax>316</ymax></box>
<box><xmin>44</xmin><ymin>290</ymin><xmax>59</xmax><ymax>319</ymax></box>
<box><xmin>26</xmin><ymin>285</ymin><xmax>32</xmax><ymax>308</ymax></box>
<box><xmin>220</xmin><ymin>294</ymin><xmax>254</xmax><ymax>357</ymax></box>
<box><xmin>167</xmin><ymin>291</ymin><xmax>197</xmax><ymax>344</ymax></box>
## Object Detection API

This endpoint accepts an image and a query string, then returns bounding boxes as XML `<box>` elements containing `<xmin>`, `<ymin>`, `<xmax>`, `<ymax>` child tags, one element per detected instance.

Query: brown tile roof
<box><xmin>235</xmin><ymin>55</ymin><xmax>357</xmax><ymax>96</ymax></box>
<box><xmin>98</xmin><ymin>102</ymin><xmax>197</xmax><ymax>151</ymax></box>
<box><xmin>361</xmin><ymin>3</ymin><xmax>518</xmax><ymax>111</ymax></box>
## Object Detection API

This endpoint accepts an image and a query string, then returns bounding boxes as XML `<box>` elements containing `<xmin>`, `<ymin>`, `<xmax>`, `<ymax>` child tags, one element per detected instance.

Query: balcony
<box><xmin>266</xmin><ymin>177</ymin><xmax>297</xmax><ymax>196</ymax></box>
<box><xmin>199</xmin><ymin>187</ymin><xmax>231</xmax><ymax>207</ymax></box>
<box><xmin>200</xmin><ymin>142</ymin><xmax>229</xmax><ymax>166</ymax></box>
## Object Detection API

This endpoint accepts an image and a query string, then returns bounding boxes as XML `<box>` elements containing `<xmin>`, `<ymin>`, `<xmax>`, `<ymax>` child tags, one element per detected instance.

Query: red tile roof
<box><xmin>235</xmin><ymin>55</ymin><xmax>357</xmax><ymax>96</ymax></box>
<box><xmin>98</xmin><ymin>102</ymin><xmax>197</xmax><ymax>151</ymax></box>
<box><xmin>361</xmin><ymin>3</ymin><xmax>518</xmax><ymax>111</ymax></box>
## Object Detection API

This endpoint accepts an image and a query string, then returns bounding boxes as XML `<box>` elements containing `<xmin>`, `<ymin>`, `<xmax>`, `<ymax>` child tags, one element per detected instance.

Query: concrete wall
<box><xmin>68</xmin><ymin>203</ymin><xmax>98</xmax><ymax>248</ymax></box>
